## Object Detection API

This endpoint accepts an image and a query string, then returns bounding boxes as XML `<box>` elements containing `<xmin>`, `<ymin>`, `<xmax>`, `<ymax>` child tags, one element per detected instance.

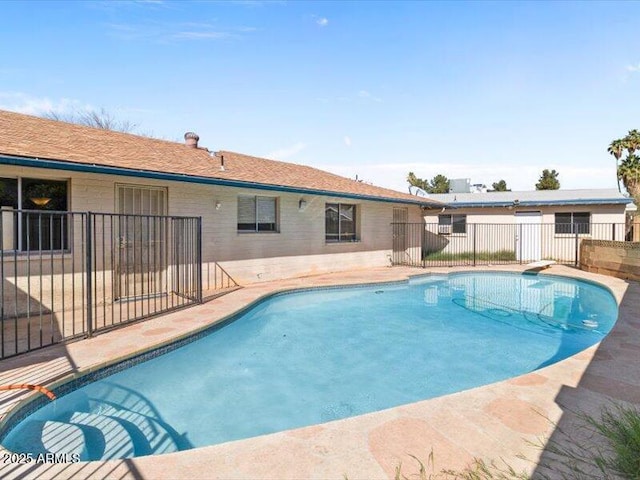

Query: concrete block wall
<box><xmin>580</xmin><ymin>239</ymin><xmax>640</xmax><ymax>281</ymax></box>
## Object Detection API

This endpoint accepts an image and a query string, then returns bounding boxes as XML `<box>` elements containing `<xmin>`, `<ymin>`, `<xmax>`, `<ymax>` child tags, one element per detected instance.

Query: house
<box><xmin>0</xmin><ymin>109</ymin><xmax>450</xmax><ymax>356</ymax></box>
<box><xmin>421</xmin><ymin>189</ymin><xmax>634</xmax><ymax>262</ymax></box>
<box><xmin>0</xmin><ymin>109</ymin><xmax>440</xmax><ymax>287</ymax></box>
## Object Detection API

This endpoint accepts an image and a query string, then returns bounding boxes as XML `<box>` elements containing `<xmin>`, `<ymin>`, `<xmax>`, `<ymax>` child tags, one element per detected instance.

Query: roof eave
<box><xmin>0</xmin><ymin>154</ymin><xmax>442</xmax><ymax>207</ymax></box>
<box><xmin>444</xmin><ymin>199</ymin><xmax>633</xmax><ymax>208</ymax></box>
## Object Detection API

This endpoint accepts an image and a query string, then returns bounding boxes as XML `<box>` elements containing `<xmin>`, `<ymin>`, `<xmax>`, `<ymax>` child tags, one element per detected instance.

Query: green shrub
<box><xmin>423</xmin><ymin>250</ymin><xmax>517</xmax><ymax>262</ymax></box>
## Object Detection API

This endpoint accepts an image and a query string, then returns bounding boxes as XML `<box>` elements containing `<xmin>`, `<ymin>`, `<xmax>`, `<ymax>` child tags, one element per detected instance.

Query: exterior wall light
<box><xmin>299</xmin><ymin>199</ymin><xmax>307</xmax><ymax>211</ymax></box>
<box><xmin>215</xmin><ymin>200</ymin><xmax>222</xmax><ymax>210</ymax></box>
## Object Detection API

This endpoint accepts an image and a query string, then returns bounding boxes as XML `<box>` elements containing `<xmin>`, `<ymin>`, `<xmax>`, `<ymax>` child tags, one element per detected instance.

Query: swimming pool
<box><xmin>0</xmin><ymin>272</ymin><xmax>618</xmax><ymax>460</ymax></box>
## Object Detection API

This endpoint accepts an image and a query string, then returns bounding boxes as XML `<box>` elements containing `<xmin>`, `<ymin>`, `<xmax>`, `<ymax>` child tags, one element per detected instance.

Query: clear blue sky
<box><xmin>1</xmin><ymin>0</ymin><xmax>639</xmax><ymax>193</ymax></box>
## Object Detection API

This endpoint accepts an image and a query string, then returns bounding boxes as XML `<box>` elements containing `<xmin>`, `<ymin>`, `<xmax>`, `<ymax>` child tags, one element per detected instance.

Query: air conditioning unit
<box><xmin>438</xmin><ymin>224</ymin><xmax>452</xmax><ymax>235</ymax></box>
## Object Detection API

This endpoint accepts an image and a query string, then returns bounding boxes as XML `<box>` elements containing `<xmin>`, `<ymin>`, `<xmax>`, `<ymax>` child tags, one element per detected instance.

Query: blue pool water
<box><xmin>1</xmin><ymin>273</ymin><xmax>618</xmax><ymax>460</ymax></box>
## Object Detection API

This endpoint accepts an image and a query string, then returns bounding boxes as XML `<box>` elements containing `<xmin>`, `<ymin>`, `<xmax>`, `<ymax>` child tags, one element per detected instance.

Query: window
<box><xmin>438</xmin><ymin>214</ymin><xmax>466</xmax><ymax>234</ymax></box>
<box><xmin>117</xmin><ymin>184</ymin><xmax>166</xmax><ymax>215</ymax></box>
<box><xmin>0</xmin><ymin>178</ymin><xmax>18</xmax><ymax>208</ymax></box>
<box><xmin>325</xmin><ymin>203</ymin><xmax>357</xmax><ymax>242</ymax></box>
<box><xmin>0</xmin><ymin>177</ymin><xmax>69</xmax><ymax>251</ymax></box>
<box><xmin>555</xmin><ymin>212</ymin><xmax>591</xmax><ymax>234</ymax></box>
<box><xmin>237</xmin><ymin>195</ymin><xmax>278</xmax><ymax>232</ymax></box>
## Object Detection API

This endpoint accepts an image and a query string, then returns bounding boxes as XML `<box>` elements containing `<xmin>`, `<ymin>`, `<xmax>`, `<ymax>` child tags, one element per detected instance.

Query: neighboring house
<box><xmin>0</xmin><ymin>109</ymin><xmax>440</xmax><ymax>287</ymax></box>
<box><xmin>422</xmin><ymin>189</ymin><xmax>634</xmax><ymax>262</ymax></box>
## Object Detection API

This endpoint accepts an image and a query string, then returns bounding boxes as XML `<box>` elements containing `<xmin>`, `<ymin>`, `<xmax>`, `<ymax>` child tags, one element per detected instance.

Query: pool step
<box><xmin>88</xmin><ymin>400</ymin><xmax>181</xmax><ymax>456</ymax></box>
<box><xmin>64</xmin><ymin>412</ymin><xmax>136</xmax><ymax>459</ymax></box>
<box><xmin>12</xmin><ymin>413</ymin><xmax>133</xmax><ymax>460</ymax></box>
<box><xmin>13</xmin><ymin>406</ymin><xmax>181</xmax><ymax>461</ymax></box>
<box><xmin>7</xmin><ymin>420</ymin><xmax>86</xmax><ymax>457</ymax></box>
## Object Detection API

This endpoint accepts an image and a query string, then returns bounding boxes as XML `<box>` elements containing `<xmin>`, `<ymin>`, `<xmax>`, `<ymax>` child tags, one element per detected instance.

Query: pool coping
<box><xmin>0</xmin><ymin>265</ymin><xmax>637</xmax><ymax>479</ymax></box>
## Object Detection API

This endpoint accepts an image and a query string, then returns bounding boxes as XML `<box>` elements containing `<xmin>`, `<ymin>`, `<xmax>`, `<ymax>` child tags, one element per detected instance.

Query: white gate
<box><xmin>515</xmin><ymin>211</ymin><xmax>542</xmax><ymax>262</ymax></box>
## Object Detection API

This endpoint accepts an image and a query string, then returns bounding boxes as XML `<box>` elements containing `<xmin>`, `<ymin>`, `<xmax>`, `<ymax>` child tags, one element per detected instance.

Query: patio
<box><xmin>0</xmin><ymin>265</ymin><xmax>638</xmax><ymax>479</ymax></box>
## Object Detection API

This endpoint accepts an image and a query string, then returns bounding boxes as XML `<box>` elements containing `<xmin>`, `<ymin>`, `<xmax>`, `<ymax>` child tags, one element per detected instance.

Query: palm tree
<box><xmin>609</xmin><ymin>131</ymin><xmax>640</xmax><ymax>202</ymax></box>
<box><xmin>608</xmin><ymin>139</ymin><xmax>626</xmax><ymax>192</ymax></box>
<box><xmin>625</xmin><ymin>129</ymin><xmax>640</xmax><ymax>155</ymax></box>
<box><xmin>618</xmin><ymin>154</ymin><xmax>640</xmax><ymax>200</ymax></box>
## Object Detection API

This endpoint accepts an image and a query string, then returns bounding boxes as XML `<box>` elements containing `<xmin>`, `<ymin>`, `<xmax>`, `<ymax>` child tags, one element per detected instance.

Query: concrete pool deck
<box><xmin>0</xmin><ymin>265</ymin><xmax>638</xmax><ymax>479</ymax></box>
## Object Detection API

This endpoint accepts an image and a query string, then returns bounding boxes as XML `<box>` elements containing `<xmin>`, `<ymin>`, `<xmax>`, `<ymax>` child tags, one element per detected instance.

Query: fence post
<box><xmin>86</xmin><ymin>212</ymin><xmax>93</xmax><ymax>337</ymax></box>
<box><xmin>574</xmin><ymin>230</ymin><xmax>579</xmax><ymax>268</ymax></box>
<box><xmin>391</xmin><ymin>222</ymin><xmax>396</xmax><ymax>266</ymax></box>
<box><xmin>473</xmin><ymin>223</ymin><xmax>477</xmax><ymax>267</ymax></box>
<box><xmin>197</xmin><ymin>216</ymin><xmax>203</xmax><ymax>303</ymax></box>
<box><xmin>518</xmin><ymin>224</ymin><xmax>522</xmax><ymax>264</ymax></box>
<box><xmin>421</xmin><ymin>224</ymin><xmax>426</xmax><ymax>268</ymax></box>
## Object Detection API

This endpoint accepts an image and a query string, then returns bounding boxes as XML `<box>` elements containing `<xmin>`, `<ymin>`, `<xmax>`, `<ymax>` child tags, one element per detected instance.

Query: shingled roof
<box><xmin>0</xmin><ymin>109</ymin><xmax>439</xmax><ymax>206</ymax></box>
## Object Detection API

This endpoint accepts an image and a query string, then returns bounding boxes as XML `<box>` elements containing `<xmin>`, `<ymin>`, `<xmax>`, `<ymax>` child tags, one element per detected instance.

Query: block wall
<box><xmin>580</xmin><ymin>239</ymin><xmax>640</xmax><ymax>281</ymax></box>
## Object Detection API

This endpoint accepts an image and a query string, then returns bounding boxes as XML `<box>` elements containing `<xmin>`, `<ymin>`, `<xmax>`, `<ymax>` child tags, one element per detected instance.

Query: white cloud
<box><xmin>172</xmin><ymin>31</ymin><xmax>230</xmax><ymax>40</ymax></box>
<box><xmin>266</xmin><ymin>142</ymin><xmax>307</xmax><ymax>160</ymax></box>
<box><xmin>317</xmin><ymin>17</ymin><xmax>329</xmax><ymax>27</ymax></box>
<box><xmin>0</xmin><ymin>92</ymin><xmax>92</xmax><ymax>117</ymax></box>
<box><xmin>106</xmin><ymin>21</ymin><xmax>249</xmax><ymax>42</ymax></box>
<box><xmin>357</xmin><ymin>90</ymin><xmax>382</xmax><ymax>103</ymax></box>
<box><xmin>343</xmin><ymin>135</ymin><xmax>352</xmax><ymax>147</ymax></box>
<box><xmin>626</xmin><ymin>63</ymin><xmax>640</xmax><ymax>72</ymax></box>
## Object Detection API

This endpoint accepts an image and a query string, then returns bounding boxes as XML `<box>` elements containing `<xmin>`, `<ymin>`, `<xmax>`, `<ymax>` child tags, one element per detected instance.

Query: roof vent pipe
<box><xmin>184</xmin><ymin>132</ymin><xmax>199</xmax><ymax>148</ymax></box>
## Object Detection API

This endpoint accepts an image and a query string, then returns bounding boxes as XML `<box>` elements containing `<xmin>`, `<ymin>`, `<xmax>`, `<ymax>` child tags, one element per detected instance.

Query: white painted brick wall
<box><xmin>1</xmin><ymin>165</ymin><xmax>423</xmax><ymax>287</ymax></box>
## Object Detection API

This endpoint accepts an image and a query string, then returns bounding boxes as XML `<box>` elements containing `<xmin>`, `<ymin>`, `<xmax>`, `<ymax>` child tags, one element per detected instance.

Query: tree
<box><xmin>427</xmin><ymin>174</ymin><xmax>450</xmax><ymax>193</ymax></box>
<box><xmin>491</xmin><ymin>180</ymin><xmax>510</xmax><ymax>192</ymax></box>
<box><xmin>407</xmin><ymin>172</ymin><xmax>429</xmax><ymax>192</ymax></box>
<box><xmin>407</xmin><ymin>172</ymin><xmax>450</xmax><ymax>193</ymax></box>
<box><xmin>608</xmin><ymin>130</ymin><xmax>640</xmax><ymax>204</ymax></box>
<box><xmin>535</xmin><ymin>169</ymin><xmax>560</xmax><ymax>190</ymax></box>
<box><xmin>608</xmin><ymin>138</ymin><xmax>626</xmax><ymax>193</ymax></box>
<box><xmin>43</xmin><ymin>108</ymin><xmax>138</xmax><ymax>133</ymax></box>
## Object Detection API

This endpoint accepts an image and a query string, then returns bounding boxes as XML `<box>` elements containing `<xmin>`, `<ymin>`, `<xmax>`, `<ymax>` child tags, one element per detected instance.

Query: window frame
<box><xmin>1</xmin><ymin>176</ymin><xmax>70</xmax><ymax>252</ymax></box>
<box><xmin>438</xmin><ymin>214</ymin><xmax>467</xmax><ymax>235</ymax></box>
<box><xmin>237</xmin><ymin>195</ymin><xmax>279</xmax><ymax>233</ymax></box>
<box><xmin>554</xmin><ymin>212</ymin><xmax>591</xmax><ymax>235</ymax></box>
<box><xmin>116</xmin><ymin>183</ymin><xmax>167</xmax><ymax>216</ymax></box>
<box><xmin>325</xmin><ymin>203</ymin><xmax>358</xmax><ymax>243</ymax></box>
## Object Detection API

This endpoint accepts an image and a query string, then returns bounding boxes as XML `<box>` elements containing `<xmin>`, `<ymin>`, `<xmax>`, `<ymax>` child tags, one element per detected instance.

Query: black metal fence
<box><xmin>391</xmin><ymin>222</ymin><xmax>630</xmax><ymax>268</ymax></box>
<box><xmin>1</xmin><ymin>209</ymin><xmax>202</xmax><ymax>359</ymax></box>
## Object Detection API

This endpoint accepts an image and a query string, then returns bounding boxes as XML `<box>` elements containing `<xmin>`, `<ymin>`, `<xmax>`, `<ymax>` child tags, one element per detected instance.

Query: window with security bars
<box><xmin>0</xmin><ymin>177</ymin><xmax>69</xmax><ymax>251</ymax></box>
<box><xmin>555</xmin><ymin>212</ymin><xmax>591</xmax><ymax>234</ymax></box>
<box><xmin>325</xmin><ymin>203</ymin><xmax>357</xmax><ymax>242</ymax></box>
<box><xmin>438</xmin><ymin>214</ymin><xmax>467</xmax><ymax>234</ymax></box>
<box><xmin>117</xmin><ymin>184</ymin><xmax>166</xmax><ymax>216</ymax></box>
<box><xmin>237</xmin><ymin>196</ymin><xmax>278</xmax><ymax>232</ymax></box>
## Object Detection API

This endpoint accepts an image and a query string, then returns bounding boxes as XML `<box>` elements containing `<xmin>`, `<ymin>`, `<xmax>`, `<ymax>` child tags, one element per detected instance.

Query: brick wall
<box><xmin>580</xmin><ymin>239</ymin><xmax>640</xmax><ymax>281</ymax></box>
<box><xmin>2</xmin><ymin>165</ymin><xmax>424</xmax><ymax>286</ymax></box>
